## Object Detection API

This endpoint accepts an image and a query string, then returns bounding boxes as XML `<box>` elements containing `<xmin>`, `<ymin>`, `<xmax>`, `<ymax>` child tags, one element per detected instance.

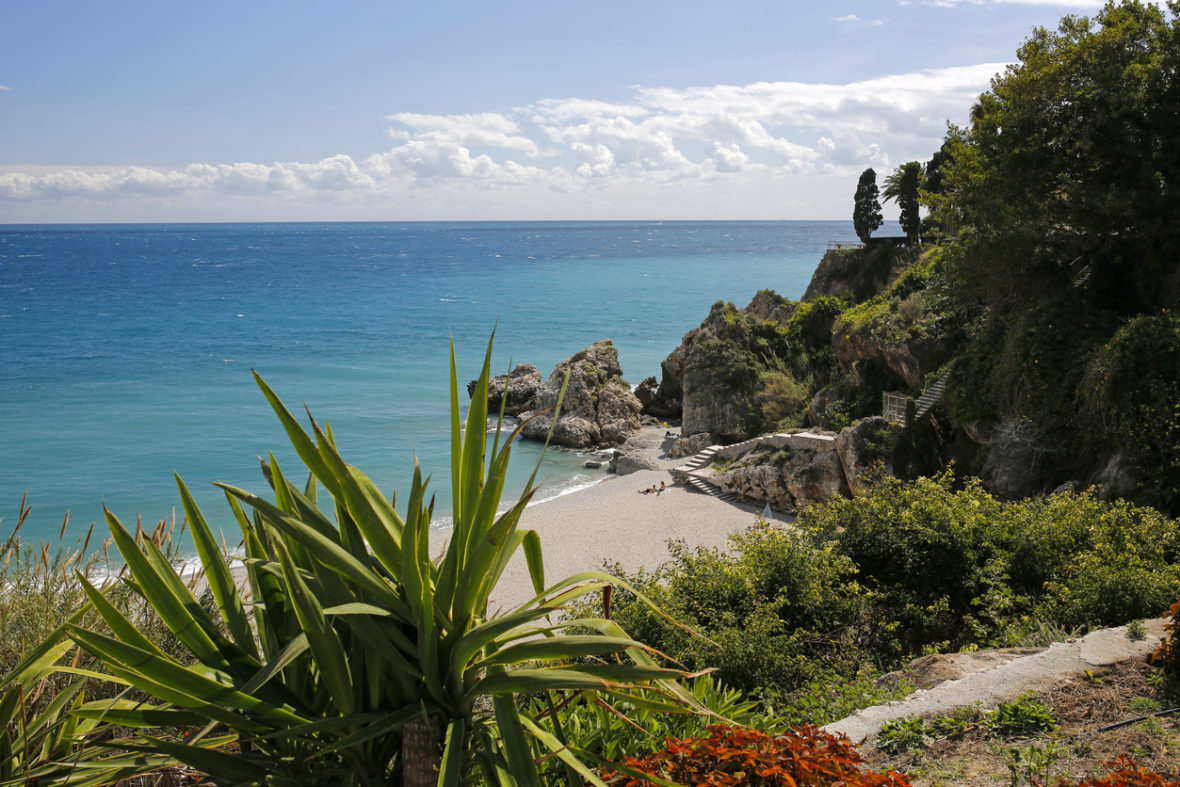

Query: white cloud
<box><xmin>834</xmin><ymin>14</ymin><xmax>861</xmax><ymax>22</ymax></box>
<box><xmin>0</xmin><ymin>84</ymin><xmax>12</xmax><ymax>92</ymax></box>
<box><xmin>0</xmin><ymin>63</ymin><xmax>1006</xmax><ymax>218</ymax></box>
<box><xmin>386</xmin><ymin>112</ymin><xmax>541</xmax><ymax>157</ymax></box>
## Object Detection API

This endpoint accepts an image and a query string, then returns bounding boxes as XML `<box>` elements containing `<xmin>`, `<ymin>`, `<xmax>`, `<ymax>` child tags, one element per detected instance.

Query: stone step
<box><xmin>913</xmin><ymin>369</ymin><xmax>951</xmax><ymax>421</ymax></box>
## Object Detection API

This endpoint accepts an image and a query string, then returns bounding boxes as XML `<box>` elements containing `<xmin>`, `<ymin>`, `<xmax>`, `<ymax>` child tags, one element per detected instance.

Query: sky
<box><xmin>0</xmin><ymin>0</ymin><xmax>1115</xmax><ymax>223</ymax></box>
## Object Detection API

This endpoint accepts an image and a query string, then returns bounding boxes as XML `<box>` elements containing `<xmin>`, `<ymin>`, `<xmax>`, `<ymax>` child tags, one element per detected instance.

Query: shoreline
<box><xmin>486</xmin><ymin>426</ymin><xmax>769</xmax><ymax>611</ymax></box>
<box><xmin>175</xmin><ymin>427</ymin><xmax>768</xmax><ymax>609</ymax></box>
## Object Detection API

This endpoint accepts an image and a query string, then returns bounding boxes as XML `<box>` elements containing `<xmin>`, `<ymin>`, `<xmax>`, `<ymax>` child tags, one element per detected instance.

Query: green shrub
<box><xmin>1006</xmin><ymin>491</ymin><xmax>1180</xmax><ymax>628</ymax></box>
<box><xmin>984</xmin><ymin>694</ymin><xmax>1057</xmax><ymax>738</ymax></box>
<box><xmin>757</xmin><ymin>369</ymin><xmax>811</xmax><ymax>430</ymax></box>
<box><xmin>876</xmin><ymin>714</ymin><xmax>971</xmax><ymax>756</ymax></box>
<box><xmin>799</xmin><ymin>471</ymin><xmax>1008</xmax><ymax>656</ymax></box>
<box><xmin>1080</xmin><ymin>311</ymin><xmax>1180</xmax><ymax>515</ymax></box>
<box><xmin>603</xmin><ymin>526</ymin><xmax>868</xmax><ymax>702</ymax></box>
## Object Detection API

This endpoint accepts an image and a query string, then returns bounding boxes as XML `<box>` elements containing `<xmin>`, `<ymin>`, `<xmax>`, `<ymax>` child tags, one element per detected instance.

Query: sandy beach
<box><xmin>489</xmin><ymin>427</ymin><xmax>767</xmax><ymax>611</ymax></box>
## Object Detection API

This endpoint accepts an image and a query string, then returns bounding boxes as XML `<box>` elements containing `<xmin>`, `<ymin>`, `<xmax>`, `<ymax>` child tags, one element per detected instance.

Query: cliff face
<box><xmin>802</xmin><ymin>242</ymin><xmax>903</xmax><ymax>305</ymax></box>
<box><xmin>647</xmin><ymin>291</ymin><xmax>799</xmax><ymax>442</ymax></box>
<box><xmin>467</xmin><ymin>363</ymin><xmax>542</xmax><ymax>415</ymax></box>
<box><xmin>521</xmin><ymin>339</ymin><xmax>641</xmax><ymax>448</ymax></box>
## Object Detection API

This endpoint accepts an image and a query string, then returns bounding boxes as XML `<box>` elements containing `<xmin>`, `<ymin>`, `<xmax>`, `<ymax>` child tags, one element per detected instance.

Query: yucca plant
<box><xmin>0</xmin><ymin>615</ymin><xmax>184</xmax><ymax>786</ymax></box>
<box><xmin>68</xmin><ymin>336</ymin><xmax>698</xmax><ymax>786</ymax></box>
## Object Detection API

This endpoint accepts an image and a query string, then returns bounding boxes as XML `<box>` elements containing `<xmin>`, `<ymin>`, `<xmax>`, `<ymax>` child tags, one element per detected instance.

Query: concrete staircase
<box><xmin>675</xmin><ymin>445</ymin><xmax>738</xmax><ymax>501</ymax></box>
<box><xmin>672</xmin><ymin>432</ymin><xmax>836</xmax><ymax>503</ymax></box>
<box><xmin>678</xmin><ymin>445</ymin><xmax>720</xmax><ymax>471</ymax></box>
<box><xmin>913</xmin><ymin>368</ymin><xmax>951</xmax><ymax>422</ymax></box>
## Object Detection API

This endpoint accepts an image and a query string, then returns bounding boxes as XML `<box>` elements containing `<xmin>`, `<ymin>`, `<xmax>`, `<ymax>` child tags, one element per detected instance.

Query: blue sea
<box><xmin>0</xmin><ymin>221</ymin><xmax>872</xmax><ymax>554</ymax></box>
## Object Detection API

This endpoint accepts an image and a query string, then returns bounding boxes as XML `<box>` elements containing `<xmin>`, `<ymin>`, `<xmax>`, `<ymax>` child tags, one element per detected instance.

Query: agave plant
<box><xmin>0</xmin><ymin>615</ymin><xmax>185</xmax><ymax>787</ymax></box>
<box><xmin>68</xmin><ymin>336</ymin><xmax>698</xmax><ymax>786</ymax></box>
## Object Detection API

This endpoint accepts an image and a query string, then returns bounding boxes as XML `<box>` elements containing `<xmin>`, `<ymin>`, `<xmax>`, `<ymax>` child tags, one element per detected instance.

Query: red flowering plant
<box><xmin>1049</xmin><ymin>755</ymin><xmax>1180</xmax><ymax>787</ymax></box>
<box><xmin>603</xmin><ymin>724</ymin><xmax>912</xmax><ymax>787</ymax></box>
<box><xmin>1150</xmin><ymin>599</ymin><xmax>1180</xmax><ymax>677</ymax></box>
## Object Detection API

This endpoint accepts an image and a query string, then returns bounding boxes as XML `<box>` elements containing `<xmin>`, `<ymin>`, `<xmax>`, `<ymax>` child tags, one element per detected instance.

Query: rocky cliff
<box><xmin>646</xmin><ymin>290</ymin><xmax>800</xmax><ymax>442</ymax></box>
<box><xmin>467</xmin><ymin>363</ymin><xmax>542</xmax><ymax>415</ymax></box>
<box><xmin>801</xmin><ymin>242</ymin><xmax>904</xmax><ymax>305</ymax></box>
<box><xmin>520</xmin><ymin>339</ymin><xmax>642</xmax><ymax>449</ymax></box>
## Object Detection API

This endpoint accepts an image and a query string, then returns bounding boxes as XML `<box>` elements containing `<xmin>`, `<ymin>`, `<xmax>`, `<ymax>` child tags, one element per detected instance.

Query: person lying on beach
<box><xmin>658</xmin><ymin>482</ymin><xmax>666</xmax><ymax>494</ymax></box>
<box><xmin>638</xmin><ymin>485</ymin><xmax>659</xmax><ymax>494</ymax></box>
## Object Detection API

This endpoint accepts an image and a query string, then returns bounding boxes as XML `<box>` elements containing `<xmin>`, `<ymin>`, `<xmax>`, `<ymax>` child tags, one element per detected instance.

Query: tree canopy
<box><xmin>946</xmin><ymin>0</ymin><xmax>1180</xmax><ymax>315</ymax></box>
<box><xmin>852</xmin><ymin>168</ymin><xmax>883</xmax><ymax>243</ymax></box>
<box><xmin>883</xmin><ymin>162</ymin><xmax>923</xmax><ymax>244</ymax></box>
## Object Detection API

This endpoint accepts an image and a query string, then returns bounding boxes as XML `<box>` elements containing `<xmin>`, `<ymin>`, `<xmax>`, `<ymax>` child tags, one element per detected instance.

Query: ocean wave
<box><xmin>428</xmin><ymin>473</ymin><xmax>607</xmax><ymax>533</ymax></box>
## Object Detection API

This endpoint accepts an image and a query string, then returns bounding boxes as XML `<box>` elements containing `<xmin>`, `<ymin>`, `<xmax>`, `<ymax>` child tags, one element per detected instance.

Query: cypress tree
<box><xmin>853</xmin><ymin>167</ymin><xmax>883</xmax><ymax>243</ymax></box>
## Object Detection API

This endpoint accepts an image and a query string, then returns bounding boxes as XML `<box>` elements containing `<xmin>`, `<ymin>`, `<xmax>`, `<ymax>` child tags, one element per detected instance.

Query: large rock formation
<box><xmin>467</xmin><ymin>363</ymin><xmax>542</xmax><ymax>416</ymax></box>
<box><xmin>520</xmin><ymin>339</ymin><xmax>642</xmax><ymax>448</ymax></box>
<box><xmin>833</xmin><ymin>330</ymin><xmax>947</xmax><ymax>390</ymax></box>
<box><xmin>801</xmin><ymin>242</ymin><xmax>902</xmax><ymax>305</ymax></box>
<box><xmin>695</xmin><ymin>419</ymin><xmax>906</xmax><ymax>511</ymax></box>
<box><xmin>647</xmin><ymin>290</ymin><xmax>799</xmax><ymax>442</ymax></box>
<box><xmin>714</xmin><ymin>434</ymin><xmax>849</xmax><ymax>510</ymax></box>
<box><xmin>833</xmin><ymin>416</ymin><xmax>898</xmax><ymax>494</ymax></box>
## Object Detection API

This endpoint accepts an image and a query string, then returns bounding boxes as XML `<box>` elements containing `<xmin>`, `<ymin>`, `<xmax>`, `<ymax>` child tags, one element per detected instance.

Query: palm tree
<box><xmin>883</xmin><ymin>161</ymin><xmax>924</xmax><ymax>243</ymax></box>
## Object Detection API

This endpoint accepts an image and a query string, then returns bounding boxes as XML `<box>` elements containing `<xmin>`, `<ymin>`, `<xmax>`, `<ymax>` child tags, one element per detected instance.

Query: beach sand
<box><xmin>489</xmin><ymin>427</ymin><xmax>766</xmax><ymax>611</ymax></box>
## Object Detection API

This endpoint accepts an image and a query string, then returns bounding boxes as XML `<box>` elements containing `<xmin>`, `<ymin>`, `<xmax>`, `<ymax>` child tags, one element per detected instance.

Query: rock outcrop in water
<box><xmin>467</xmin><ymin>363</ymin><xmax>542</xmax><ymax>416</ymax></box>
<box><xmin>521</xmin><ymin>339</ymin><xmax>641</xmax><ymax>448</ymax></box>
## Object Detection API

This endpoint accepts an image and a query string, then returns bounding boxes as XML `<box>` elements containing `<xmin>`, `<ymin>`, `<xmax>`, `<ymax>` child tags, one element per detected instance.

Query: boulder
<box><xmin>804</xmin><ymin>384</ymin><xmax>841</xmax><ymax>429</ymax></box>
<box><xmin>981</xmin><ymin>417</ymin><xmax>1056</xmax><ymax>498</ymax></box>
<box><xmin>520</xmin><ymin>340</ymin><xmax>641</xmax><ymax>448</ymax></box>
<box><xmin>669</xmin><ymin>432</ymin><xmax>714</xmax><ymax>459</ymax></box>
<box><xmin>634</xmin><ymin>376</ymin><xmax>659</xmax><ymax>409</ymax></box>
<box><xmin>1094</xmin><ymin>451</ymin><xmax>1136</xmax><ymax>499</ymax></box>
<box><xmin>714</xmin><ymin>435</ymin><xmax>850</xmax><ymax>511</ymax></box>
<box><xmin>608</xmin><ymin>430</ymin><xmax>665</xmax><ymax>475</ymax></box>
<box><xmin>834</xmin><ymin>417</ymin><xmax>898</xmax><ymax>494</ymax></box>
<box><xmin>467</xmin><ymin>363</ymin><xmax>542</xmax><ymax>416</ymax></box>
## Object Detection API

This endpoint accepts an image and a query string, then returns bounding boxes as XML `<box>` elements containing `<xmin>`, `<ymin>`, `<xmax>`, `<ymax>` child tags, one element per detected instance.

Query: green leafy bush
<box><xmin>1081</xmin><ymin>311</ymin><xmax>1180</xmax><ymax>515</ymax></box>
<box><xmin>799</xmin><ymin>471</ymin><xmax>1008</xmax><ymax>656</ymax></box>
<box><xmin>1007</xmin><ymin>492</ymin><xmax>1180</xmax><ymax>628</ymax></box>
<box><xmin>757</xmin><ymin>369</ymin><xmax>811</xmax><ymax>431</ymax></box>
<box><xmin>984</xmin><ymin>694</ymin><xmax>1057</xmax><ymax>738</ymax></box>
<box><xmin>602</xmin><ymin>525</ymin><xmax>867</xmax><ymax>706</ymax></box>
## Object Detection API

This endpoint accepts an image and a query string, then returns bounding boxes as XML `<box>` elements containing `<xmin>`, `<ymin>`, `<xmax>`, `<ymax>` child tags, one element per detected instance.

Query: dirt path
<box><xmin>824</xmin><ymin>618</ymin><xmax>1169</xmax><ymax>747</ymax></box>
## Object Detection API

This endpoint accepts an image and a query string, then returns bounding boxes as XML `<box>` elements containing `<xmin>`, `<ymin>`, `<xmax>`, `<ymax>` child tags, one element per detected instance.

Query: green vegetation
<box><xmin>599</xmin><ymin>471</ymin><xmax>1179</xmax><ymax>731</ymax></box>
<box><xmin>877</xmin><ymin>711</ymin><xmax>974</xmax><ymax>755</ymax></box>
<box><xmin>853</xmin><ymin>167</ymin><xmax>883</xmax><ymax>243</ymax></box>
<box><xmin>883</xmin><ymin>161</ymin><xmax>923</xmax><ymax>244</ymax></box>
<box><xmin>984</xmin><ymin>695</ymin><xmax>1058</xmax><ymax>739</ymax></box>
<box><xmin>809</xmin><ymin>1</ymin><xmax>1180</xmax><ymax>514</ymax></box>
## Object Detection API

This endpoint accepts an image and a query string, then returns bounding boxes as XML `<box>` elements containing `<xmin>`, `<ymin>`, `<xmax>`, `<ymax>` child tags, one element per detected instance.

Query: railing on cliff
<box><xmin>882</xmin><ymin>392</ymin><xmax>907</xmax><ymax>425</ymax></box>
<box><xmin>882</xmin><ymin>368</ymin><xmax>952</xmax><ymax>427</ymax></box>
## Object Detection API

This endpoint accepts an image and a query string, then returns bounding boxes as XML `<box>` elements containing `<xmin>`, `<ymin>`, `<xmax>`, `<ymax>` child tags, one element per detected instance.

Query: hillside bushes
<box><xmin>602</xmin><ymin>472</ymin><xmax>1180</xmax><ymax>723</ymax></box>
<box><xmin>1081</xmin><ymin>311</ymin><xmax>1180</xmax><ymax>514</ymax></box>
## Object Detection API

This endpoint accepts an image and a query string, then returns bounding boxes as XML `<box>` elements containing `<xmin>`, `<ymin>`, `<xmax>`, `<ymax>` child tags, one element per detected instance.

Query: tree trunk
<box><xmin>402</xmin><ymin>713</ymin><xmax>443</xmax><ymax>787</ymax></box>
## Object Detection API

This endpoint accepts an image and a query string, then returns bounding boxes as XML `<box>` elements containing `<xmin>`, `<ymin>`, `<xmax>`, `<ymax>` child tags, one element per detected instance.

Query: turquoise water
<box><xmin>0</xmin><ymin>221</ymin><xmax>867</xmax><ymax>551</ymax></box>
